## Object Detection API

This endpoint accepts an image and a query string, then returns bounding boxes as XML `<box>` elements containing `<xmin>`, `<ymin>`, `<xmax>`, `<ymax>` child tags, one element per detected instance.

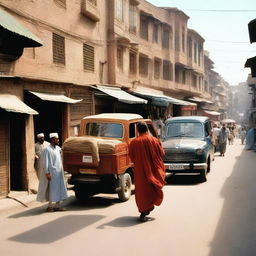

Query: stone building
<box><xmin>0</xmin><ymin>0</ymin><xmax>218</xmax><ymax>197</ymax></box>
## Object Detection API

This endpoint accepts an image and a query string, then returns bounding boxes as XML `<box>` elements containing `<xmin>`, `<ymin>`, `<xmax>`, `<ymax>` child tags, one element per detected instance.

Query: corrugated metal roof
<box><xmin>0</xmin><ymin>8</ymin><xmax>43</xmax><ymax>47</ymax></box>
<box><xmin>28</xmin><ymin>91</ymin><xmax>82</xmax><ymax>104</ymax></box>
<box><xmin>93</xmin><ymin>85</ymin><xmax>148</xmax><ymax>104</ymax></box>
<box><xmin>0</xmin><ymin>94</ymin><xmax>38</xmax><ymax>115</ymax></box>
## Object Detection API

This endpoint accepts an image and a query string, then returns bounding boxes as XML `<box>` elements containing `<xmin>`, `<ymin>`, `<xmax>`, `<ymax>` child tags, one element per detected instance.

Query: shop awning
<box><xmin>248</xmin><ymin>18</ymin><xmax>256</xmax><ymax>43</ymax></box>
<box><xmin>187</xmin><ymin>96</ymin><xmax>213</xmax><ymax>104</ymax></box>
<box><xmin>0</xmin><ymin>8</ymin><xmax>43</xmax><ymax>47</ymax></box>
<box><xmin>93</xmin><ymin>85</ymin><xmax>147</xmax><ymax>104</ymax></box>
<box><xmin>131</xmin><ymin>89</ymin><xmax>196</xmax><ymax>107</ymax></box>
<box><xmin>245</xmin><ymin>56</ymin><xmax>256</xmax><ymax>77</ymax></box>
<box><xmin>202</xmin><ymin>110</ymin><xmax>221</xmax><ymax>116</ymax></box>
<box><xmin>28</xmin><ymin>91</ymin><xmax>82</xmax><ymax>104</ymax></box>
<box><xmin>0</xmin><ymin>94</ymin><xmax>38</xmax><ymax>115</ymax></box>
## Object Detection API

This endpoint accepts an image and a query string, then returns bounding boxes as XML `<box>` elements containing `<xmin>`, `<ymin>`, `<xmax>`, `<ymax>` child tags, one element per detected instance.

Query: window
<box><xmin>139</xmin><ymin>55</ymin><xmax>148</xmax><ymax>76</ymax></box>
<box><xmin>85</xmin><ymin>122</ymin><xmax>123</xmax><ymax>138</ymax></box>
<box><xmin>83</xmin><ymin>44</ymin><xmax>95</xmax><ymax>71</ymax></box>
<box><xmin>129</xmin><ymin>2</ymin><xmax>137</xmax><ymax>33</ymax></box>
<box><xmin>55</xmin><ymin>0</ymin><xmax>66</xmax><ymax>8</ymax></box>
<box><xmin>115</xmin><ymin>0</ymin><xmax>124</xmax><ymax>21</ymax></box>
<box><xmin>166</xmin><ymin>122</ymin><xmax>204</xmax><ymax>138</ymax></box>
<box><xmin>162</xmin><ymin>28</ymin><xmax>170</xmax><ymax>49</ymax></box>
<box><xmin>140</xmin><ymin>15</ymin><xmax>148</xmax><ymax>40</ymax></box>
<box><xmin>52</xmin><ymin>33</ymin><xmax>65</xmax><ymax>65</ymax></box>
<box><xmin>154</xmin><ymin>58</ymin><xmax>161</xmax><ymax>79</ymax></box>
<box><xmin>129</xmin><ymin>51</ymin><xmax>137</xmax><ymax>74</ymax></box>
<box><xmin>163</xmin><ymin>60</ymin><xmax>172</xmax><ymax>81</ymax></box>
<box><xmin>129</xmin><ymin>123</ymin><xmax>136</xmax><ymax>138</ymax></box>
<box><xmin>194</xmin><ymin>42</ymin><xmax>197</xmax><ymax>63</ymax></box>
<box><xmin>192</xmin><ymin>74</ymin><xmax>197</xmax><ymax>87</ymax></box>
<box><xmin>153</xmin><ymin>23</ymin><xmax>158</xmax><ymax>43</ymax></box>
<box><xmin>88</xmin><ymin>0</ymin><xmax>97</xmax><ymax>5</ymax></box>
<box><xmin>182</xmin><ymin>27</ymin><xmax>185</xmax><ymax>52</ymax></box>
<box><xmin>198</xmin><ymin>44</ymin><xmax>202</xmax><ymax>66</ymax></box>
<box><xmin>117</xmin><ymin>46</ymin><xmax>123</xmax><ymax>71</ymax></box>
<box><xmin>188</xmin><ymin>37</ymin><xmax>192</xmax><ymax>58</ymax></box>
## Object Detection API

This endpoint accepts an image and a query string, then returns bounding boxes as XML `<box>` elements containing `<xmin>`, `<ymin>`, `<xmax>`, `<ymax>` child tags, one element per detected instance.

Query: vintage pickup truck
<box><xmin>62</xmin><ymin>113</ymin><xmax>158</xmax><ymax>202</ymax></box>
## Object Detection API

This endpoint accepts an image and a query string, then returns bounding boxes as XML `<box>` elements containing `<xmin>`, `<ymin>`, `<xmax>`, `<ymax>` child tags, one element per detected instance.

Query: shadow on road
<box><xmin>8</xmin><ymin>195</ymin><xmax>121</xmax><ymax>218</ymax></box>
<box><xmin>8</xmin><ymin>214</ymin><xmax>104</xmax><ymax>244</ymax></box>
<box><xmin>97</xmin><ymin>216</ymin><xmax>155</xmax><ymax>229</ymax></box>
<box><xmin>209</xmin><ymin>148</ymin><xmax>256</xmax><ymax>256</ymax></box>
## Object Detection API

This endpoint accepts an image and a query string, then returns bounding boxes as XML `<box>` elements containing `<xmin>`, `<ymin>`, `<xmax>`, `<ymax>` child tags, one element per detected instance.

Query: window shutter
<box><xmin>83</xmin><ymin>44</ymin><xmax>95</xmax><ymax>71</ymax></box>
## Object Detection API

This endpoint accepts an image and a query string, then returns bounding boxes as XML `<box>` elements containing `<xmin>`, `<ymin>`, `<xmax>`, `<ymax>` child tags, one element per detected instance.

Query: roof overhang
<box><xmin>202</xmin><ymin>110</ymin><xmax>221</xmax><ymax>116</ymax></box>
<box><xmin>28</xmin><ymin>91</ymin><xmax>82</xmax><ymax>103</ymax></box>
<box><xmin>0</xmin><ymin>8</ymin><xmax>43</xmax><ymax>47</ymax></box>
<box><xmin>93</xmin><ymin>85</ymin><xmax>147</xmax><ymax>104</ymax></box>
<box><xmin>0</xmin><ymin>94</ymin><xmax>38</xmax><ymax>115</ymax></box>
<box><xmin>248</xmin><ymin>18</ymin><xmax>256</xmax><ymax>43</ymax></box>
<box><xmin>245</xmin><ymin>56</ymin><xmax>256</xmax><ymax>77</ymax></box>
<box><xmin>187</xmin><ymin>96</ymin><xmax>213</xmax><ymax>104</ymax></box>
<box><xmin>130</xmin><ymin>87</ymin><xmax>196</xmax><ymax>107</ymax></box>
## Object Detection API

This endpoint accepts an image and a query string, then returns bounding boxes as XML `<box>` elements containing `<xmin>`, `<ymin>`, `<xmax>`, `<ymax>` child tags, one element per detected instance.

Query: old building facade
<box><xmin>0</xmin><ymin>0</ymin><xmax>229</xmax><ymax>197</ymax></box>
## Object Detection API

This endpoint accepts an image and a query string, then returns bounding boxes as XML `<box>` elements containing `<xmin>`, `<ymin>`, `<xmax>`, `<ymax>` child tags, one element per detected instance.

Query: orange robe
<box><xmin>129</xmin><ymin>133</ymin><xmax>166</xmax><ymax>213</ymax></box>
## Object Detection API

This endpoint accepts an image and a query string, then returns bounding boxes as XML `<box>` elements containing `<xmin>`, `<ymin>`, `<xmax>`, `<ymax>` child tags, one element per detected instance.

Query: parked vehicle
<box><xmin>162</xmin><ymin>116</ymin><xmax>214</xmax><ymax>182</ymax></box>
<box><xmin>63</xmin><ymin>113</ymin><xmax>158</xmax><ymax>202</ymax></box>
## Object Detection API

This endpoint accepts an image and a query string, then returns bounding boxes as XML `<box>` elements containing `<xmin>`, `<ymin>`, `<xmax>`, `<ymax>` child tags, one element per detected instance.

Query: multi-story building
<box><xmin>0</xmin><ymin>0</ymin><xmax>219</xmax><ymax>197</ymax></box>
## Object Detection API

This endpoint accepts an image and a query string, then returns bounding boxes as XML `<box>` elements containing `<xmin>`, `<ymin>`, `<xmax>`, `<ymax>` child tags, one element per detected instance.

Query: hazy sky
<box><xmin>147</xmin><ymin>0</ymin><xmax>256</xmax><ymax>85</ymax></box>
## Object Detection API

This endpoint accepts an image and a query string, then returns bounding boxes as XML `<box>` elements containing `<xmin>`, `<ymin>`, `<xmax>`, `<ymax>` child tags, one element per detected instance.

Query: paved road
<box><xmin>0</xmin><ymin>139</ymin><xmax>255</xmax><ymax>256</ymax></box>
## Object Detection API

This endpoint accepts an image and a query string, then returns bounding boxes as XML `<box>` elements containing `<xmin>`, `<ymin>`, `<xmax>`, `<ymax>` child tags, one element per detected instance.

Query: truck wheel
<box><xmin>74</xmin><ymin>185</ymin><xmax>90</xmax><ymax>202</ymax></box>
<box><xmin>117</xmin><ymin>173</ymin><xmax>132</xmax><ymax>202</ymax></box>
<box><xmin>200</xmin><ymin>168</ymin><xmax>207</xmax><ymax>182</ymax></box>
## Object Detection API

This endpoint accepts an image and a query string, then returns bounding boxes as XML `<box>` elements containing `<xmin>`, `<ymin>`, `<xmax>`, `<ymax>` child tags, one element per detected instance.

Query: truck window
<box><xmin>129</xmin><ymin>123</ymin><xmax>136</xmax><ymax>138</ymax></box>
<box><xmin>85</xmin><ymin>122</ymin><xmax>123</xmax><ymax>138</ymax></box>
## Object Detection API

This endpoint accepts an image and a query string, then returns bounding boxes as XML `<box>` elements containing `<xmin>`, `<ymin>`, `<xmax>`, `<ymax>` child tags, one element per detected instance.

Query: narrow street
<box><xmin>0</xmin><ymin>138</ymin><xmax>255</xmax><ymax>256</ymax></box>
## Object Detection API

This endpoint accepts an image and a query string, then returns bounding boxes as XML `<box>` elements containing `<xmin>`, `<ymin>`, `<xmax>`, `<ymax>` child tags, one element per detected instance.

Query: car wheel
<box><xmin>200</xmin><ymin>168</ymin><xmax>207</xmax><ymax>182</ymax></box>
<box><xmin>207</xmin><ymin>157</ymin><xmax>211</xmax><ymax>173</ymax></box>
<box><xmin>117</xmin><ymin>173</ymin><xmax>132</xmax><ymax>202</ymax></box>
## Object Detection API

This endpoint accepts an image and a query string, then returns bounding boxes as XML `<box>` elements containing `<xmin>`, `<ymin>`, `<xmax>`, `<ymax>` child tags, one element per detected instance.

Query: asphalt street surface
<box><xmin>0</xmin><ymin>139</ymin><xmax>255</xmax><ymax>256</ymax></box>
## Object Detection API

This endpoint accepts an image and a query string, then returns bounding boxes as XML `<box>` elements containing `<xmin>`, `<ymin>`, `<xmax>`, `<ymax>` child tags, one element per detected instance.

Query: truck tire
<box><xmin>117</xmin><ymin>173</ymin><xmax>132</xmax><ymax>202</ymax></box>
<box><xmin>74</xmin><ymin>185</ymin><xmax>91</xmax><ymax>202</ymax></box>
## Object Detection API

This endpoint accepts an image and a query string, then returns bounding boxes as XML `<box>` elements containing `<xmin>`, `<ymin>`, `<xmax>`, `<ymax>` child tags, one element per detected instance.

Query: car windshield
<box><xmin>84</xmin><ymin>122</ymin><xmax>123</xmax><ymax>138</ymax></box>
<box><xmin>165</xmin><ymin>122</ymin><xmax>204</xmax><ymax>138</ymax></box>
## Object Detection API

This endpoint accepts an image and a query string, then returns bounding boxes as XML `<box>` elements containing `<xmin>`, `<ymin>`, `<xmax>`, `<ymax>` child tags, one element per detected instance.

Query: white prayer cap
<box><xmin>49</xmin><ymin>132</ymin><xmax>59</xmax><ymax>138</ymax></box>
<box><xmin>37</xmin><ymin>133</ymin><xmax>44</xmax><ymax>138</ymax></box>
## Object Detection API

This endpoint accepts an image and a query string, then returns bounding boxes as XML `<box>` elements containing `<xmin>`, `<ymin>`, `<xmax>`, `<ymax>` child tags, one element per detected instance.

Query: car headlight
<box><xmin>196</xmin><ymin>148</ymin><xmax>204</xmax><ymax>155</ymax></box>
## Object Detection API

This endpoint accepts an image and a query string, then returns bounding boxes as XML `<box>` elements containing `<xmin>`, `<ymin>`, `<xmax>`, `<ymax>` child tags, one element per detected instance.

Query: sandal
<box><xmin>46</xmin><ymin>207</ymin><xmax>55</xmax><ymax>212</ymax></box>
<box><xmin>54</xmin><ymin>207</ymin><xmax>66</xmax><ymax>211</ymax></box>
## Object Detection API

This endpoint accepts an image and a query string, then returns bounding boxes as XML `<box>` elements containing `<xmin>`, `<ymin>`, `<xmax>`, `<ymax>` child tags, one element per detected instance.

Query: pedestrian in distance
<box><xmin>37</xmin><ymin>133</ymin><xmax>68</xmax><ymax>212</ymax></box>
<box><xmin>218</xmin><ymin>124</ymin><xmax>229</xmax><ymax>156</ymax></box>
<box><xmin>34</xmin><ymin>133</ymin><xmax>49</xmax><ymax>177</ymax></box>
<box><xmin>129</xmin><ymin>122</ymin><xmax>166</xmax><ymax>222</ymax></box>
<box><xmin>211</xmin><ymin>123</ymin><xmax>220</xmax><ymax>152</ymax></box>
<box><xmin>240</xmin><ymin>127</ymin><xmax>246</xmax><ymax>145</ymax></box>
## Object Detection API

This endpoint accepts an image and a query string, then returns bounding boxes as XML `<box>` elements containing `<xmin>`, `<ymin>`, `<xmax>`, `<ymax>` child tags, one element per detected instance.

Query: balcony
<box><xmin>81</xmin><ymin>0</ymin><xmax>100</xmax><ymax>22</ymax></box>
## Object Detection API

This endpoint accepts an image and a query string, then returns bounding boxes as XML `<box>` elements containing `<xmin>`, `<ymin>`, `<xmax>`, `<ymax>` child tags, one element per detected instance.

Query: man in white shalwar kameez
<box><xmin>37</xmin><ymin>132</ymin><xmax>68</xmax><ymax>212</ymax></box>
<box><xmin>34</xmin><ymin>133</ymin><xmax>49</xmax><ymax>177</ymax></box>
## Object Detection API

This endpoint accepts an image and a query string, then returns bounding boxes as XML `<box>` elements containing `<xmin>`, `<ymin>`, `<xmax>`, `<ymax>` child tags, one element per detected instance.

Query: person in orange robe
<box><xmin>129</xmin><ymin>122</ymin><xmax>166</xmax><ymax>222</ymax></box>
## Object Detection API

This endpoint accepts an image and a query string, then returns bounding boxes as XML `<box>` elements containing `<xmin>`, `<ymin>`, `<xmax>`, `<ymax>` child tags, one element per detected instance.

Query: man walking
<box><xmin>37</xmin><ymin>133</ymin><xmax>68</xmax><ymax>212</ymax></box>
<box><xmin>129</xmin><ymin>122</ymin><xmax>166</xmax><ymax>222</ymax></box>
<box><xmin>218</xmin><ymin>124</ymin><xmax>229</xmax><ymax>156</ymax></box>
<box><xmin>34</xmin><ymin>133</ymin><xmax>49</xmax><ymax>176</ymax></box>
